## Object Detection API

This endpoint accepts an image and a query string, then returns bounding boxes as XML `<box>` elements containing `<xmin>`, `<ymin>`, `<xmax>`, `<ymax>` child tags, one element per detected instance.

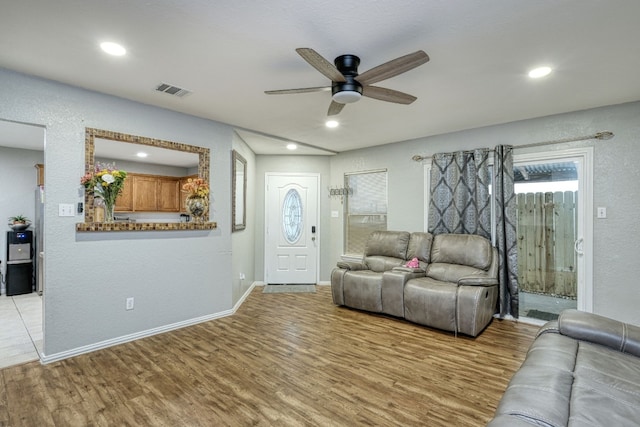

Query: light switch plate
<box><xmin>58</xmin><ymin>203</ymin><xmax>75</xmax><ymax>217</ymax></box>
<box><xmin>331</xmin><ymin>210</ymin><xmax>339</xmax><ymax>218</ymax></box>
<box><xmin>597</xmin><ymin>207</ymin><xmax>607</xmax><ymax>218</ymax></box>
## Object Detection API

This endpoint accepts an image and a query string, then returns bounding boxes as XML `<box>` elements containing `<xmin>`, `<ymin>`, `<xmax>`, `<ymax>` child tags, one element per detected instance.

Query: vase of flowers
<box><xmin>81</xmin><ymin>162</ymin><xmax>127</xmax><ymax>222</ymax></box>
<box><xmin>182</xmin><ymin>177</ymin><xmax>210</xmax><ymax>222</ymax></box>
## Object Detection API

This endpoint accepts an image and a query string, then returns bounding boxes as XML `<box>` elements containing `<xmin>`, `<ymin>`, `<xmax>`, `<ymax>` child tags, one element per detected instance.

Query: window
<box><xmin>344</xmin><ymin>170</ymin><xmax>388</xmax><ymax>255</ymax></box>
<box><xmin>282</xmin><ymin>188</ymin><xmax>303</xmax><ymax>244</ymax></box>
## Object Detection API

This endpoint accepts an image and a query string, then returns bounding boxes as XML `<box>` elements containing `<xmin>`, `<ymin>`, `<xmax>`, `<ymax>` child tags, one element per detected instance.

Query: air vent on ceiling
<box><xmin>155</xmin><ymin>82</ymin><xmax>192</xmax><ymax>97</ymax></box>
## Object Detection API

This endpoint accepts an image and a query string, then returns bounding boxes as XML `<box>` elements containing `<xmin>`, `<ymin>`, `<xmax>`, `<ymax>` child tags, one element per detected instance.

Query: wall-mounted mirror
<box><xmin>232</xmin><ymin>150</ymin><xmax>247</xmax><ymax>232</ymax></box>
<box><xmin>84</xmin><ymin>128</ymin><xmax>210</xmax><ymax>223</ymax></box>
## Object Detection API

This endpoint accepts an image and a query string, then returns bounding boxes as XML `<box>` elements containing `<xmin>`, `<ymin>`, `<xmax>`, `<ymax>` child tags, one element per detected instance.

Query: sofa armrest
<box><xmin>558</xmin><ymin>309</ymin><xmax>640</xmax><ymax>357</ymax></box>
<box><xmin>336</xmin><ymin>261</ymin><xmax>367</xmax><ymax>271</ymax></box>
<box><xmin>391</xmin><ymin>266</ymin><xmax>425</xmax><ymax>274</ymax></box>
<box><xmin>457</xmin><ymin>276</ymin><xmax>498</xmax><ymax>286</ymax></box>
<box><xmin>536</xmin><ymin>320</ymin><xmax>559</xmax><ymax>338</ymax></box>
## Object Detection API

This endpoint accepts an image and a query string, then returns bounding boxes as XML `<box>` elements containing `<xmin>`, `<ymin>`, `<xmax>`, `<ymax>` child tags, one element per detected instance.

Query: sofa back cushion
<box><xmin>430</xmin><ymin>234</ymin><xmax>492</xmax><ymax>269</ymax></box>
<box><xmin>427</xmin><ymin>234</ymin><xmax>494</xmax><ymax>283</ymax></box>
<box><xmin>363</xmin><ymin>231</ymin><xmax>410</xmax><ymax>272</ymax></box>
<box><xmin>407</xmin><ymin>232</ymin><xmax>433</xmax><ymax>268</ymax></box>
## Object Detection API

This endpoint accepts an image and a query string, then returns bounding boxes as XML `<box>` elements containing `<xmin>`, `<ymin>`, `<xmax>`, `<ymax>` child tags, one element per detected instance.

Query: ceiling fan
<box><xmin>265</xmin><ymin>48</ymin><xmax>429</xmax><ymax>116</ymax></box>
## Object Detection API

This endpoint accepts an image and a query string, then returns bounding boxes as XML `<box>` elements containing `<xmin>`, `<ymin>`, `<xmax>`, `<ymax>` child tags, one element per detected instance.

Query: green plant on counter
<box><xmin>8</xmin><ymin>215</ymin><xmax>30</xmax><ymax>224</ymax></box>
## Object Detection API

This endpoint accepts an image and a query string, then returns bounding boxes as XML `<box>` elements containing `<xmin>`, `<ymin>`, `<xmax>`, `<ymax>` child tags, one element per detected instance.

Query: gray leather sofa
<box><xmin>331</xmin><ymin>231</ymin><xmax>499</xmax><ymax>337</ymax></box>
<box><xmin>488</xmin><ymin>309</ymin><xmax>640</xmax><ymax>426</ymax></box>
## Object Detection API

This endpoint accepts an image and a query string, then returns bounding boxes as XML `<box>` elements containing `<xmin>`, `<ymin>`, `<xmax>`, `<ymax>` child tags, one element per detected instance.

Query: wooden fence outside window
<box><xmin>516</xmin><ymin>191</ymin><xmax>577</xmax><ymax>298</ymax></box>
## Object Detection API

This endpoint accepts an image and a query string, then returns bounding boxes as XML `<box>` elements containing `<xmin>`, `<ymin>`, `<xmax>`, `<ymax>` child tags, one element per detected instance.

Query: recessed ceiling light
<box><xmin>326</xmin><ymin>120</ymin><xmax>339</xmax><ymax>128</ymax></box>
<box><xmin>528</xmin><ymin>66</ymin><xmax>552</xmax><ymax>79</ymax></box>
<box><xmin>286</xmin><ymin>143</ymin><xmax>297</xmax><ymax>150</ymax></box>
<box><xmin>136</xmin><ymin>152</ymin><xmax>148</xmax><ymax>158</ymax></box>
<box><xmin>100</xmin><ymin>41</ymin><xmax>126</xmax><ymax>56</ymax></box>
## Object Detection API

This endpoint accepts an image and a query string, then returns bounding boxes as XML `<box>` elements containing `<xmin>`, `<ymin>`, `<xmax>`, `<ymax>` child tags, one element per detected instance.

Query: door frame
<box><xmin>264</xmin><ymin>172</ymin><xmax>321</xmax><ymax>284</ymax></box>
<box><xmin>512</xmin><ymin>147</ymin><xmax>594</xmax><ymax>313</ymax></box>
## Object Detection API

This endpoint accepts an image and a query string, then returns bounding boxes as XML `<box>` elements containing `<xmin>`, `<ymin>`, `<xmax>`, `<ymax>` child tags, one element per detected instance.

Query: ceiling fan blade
<box><xmin>327</xmin><ymin>101</ymin><xmax>345</xmax><ymax>116</ymax></box>
<box><xmin>356</xmin><ymin>50</ymin><xmax>429</xmax><ymax>86</ymax></box>
<box><xmin>362</xmin><ymin>86</ymin><xmax>417</xmax><ymax>104</ymax></box>
<box><xmin>296</xmin><ymin>48</ymin><xmax>346</xmax><ymax>83</ymax></box>
<box><xmin>265</xmin><ymin>86</ymin><xmax>331</xmax><ymax>95</ymax></box>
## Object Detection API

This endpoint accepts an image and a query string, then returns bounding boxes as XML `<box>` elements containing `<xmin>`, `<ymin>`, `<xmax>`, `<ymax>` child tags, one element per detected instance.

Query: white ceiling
<box><xmin>1</xmin><ymin>1</ymin><xmax>640</xmax><ymax>155</ymax></box>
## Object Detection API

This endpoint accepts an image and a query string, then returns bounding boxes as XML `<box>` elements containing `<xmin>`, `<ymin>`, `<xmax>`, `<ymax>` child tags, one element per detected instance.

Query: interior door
<box><xmin>265</xmin><ymin>174</ymin><xmax>319</xmax><ymax>284</ymax></box>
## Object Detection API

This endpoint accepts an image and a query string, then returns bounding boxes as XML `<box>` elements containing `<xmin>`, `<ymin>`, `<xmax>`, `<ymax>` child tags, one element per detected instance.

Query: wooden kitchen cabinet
<box><xmin>114</xmin><ymin>177</ymin><xmax>133</xmax><ymax>211</ymax></box>
<box><xmin>133</xmin><ymin>175</ymin><xmax>160</xmax><ymax>212</ymax></box>
<box><xmin>35</xmin><ymin>164</ymin><xmax>45</xmax><ymax>186</ymax></box>
<box><xmin>114</xmin><ymin>173</ymin><xmax>184</xmax><ymax>213</ymax></box>
<box><xmin>157</xmin><ymin>178</ymin><xmax>180</xmax><ymax>212</ymax></box>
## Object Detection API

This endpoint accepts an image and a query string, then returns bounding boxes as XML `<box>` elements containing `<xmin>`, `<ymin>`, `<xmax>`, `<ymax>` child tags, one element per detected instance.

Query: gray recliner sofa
<box><xmin>488</xmin><ymin>309</ymin><xmax>640</xmax><ymax>426</ymax></box>
<box><xmin>331</xmin><ymin>230</ymin><xmax>499</xmax><ymax>337</ymax></box>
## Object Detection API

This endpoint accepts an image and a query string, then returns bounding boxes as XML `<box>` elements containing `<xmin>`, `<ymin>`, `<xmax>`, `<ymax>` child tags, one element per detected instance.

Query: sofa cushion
<box><xmin>343</xmin><ymin>270</ymin><xmax>384</xmax><ymax>312</ymax></box>
<box><xmin>426</xmin><ymin>262</ymin><xmax>491</xmax><ymax>284</ymax></box>
<box><xmin>365</xmin><ymin>256</ymin><xmax>405</xmax><ymax>273</ymax></box>
<box><xmin>404</xmin><ymin>277</ymin><xmax>457</xmax><ymax>331</ymax></box>
<box><xmin>490</xmin><ymin>332</ymin><xmax>576</xmax><ymax>427</ymax></box>
<box><xmin>569</xmin><ymin>341</ymin><xmax>640</xmax><ymax>427</ymax></box>
<box><xmin>364</xmin><ymin>231</ymin><xmax>410</xmax><ymax>259</ymax></box>
<box><xmin>430</xmin><ymin>233</ymin><xmax>492</xmax><ymax>270</ymax></box>
<box><xmin>407</xmin><ymin>232</ymin><xmax>433</xmax><ymax>267</ymax></box>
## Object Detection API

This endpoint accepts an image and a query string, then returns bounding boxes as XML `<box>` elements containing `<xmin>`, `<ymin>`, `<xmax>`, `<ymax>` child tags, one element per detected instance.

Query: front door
<box><xmin>265</xmin><ymin>173</ymin><xmax>319</xmax><ymax>284</ymax></box>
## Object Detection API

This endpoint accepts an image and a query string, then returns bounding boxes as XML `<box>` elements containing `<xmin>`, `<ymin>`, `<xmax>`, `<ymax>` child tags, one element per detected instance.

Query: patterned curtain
<box><xmin>494</xmin><ymin>145</ymin><xmax>519</xmax><ymax>318</ymax></box>
<box><xmin>428</xmin><ymin>149</ymin><xmax>491</xmax><ymax>238</ymax></box>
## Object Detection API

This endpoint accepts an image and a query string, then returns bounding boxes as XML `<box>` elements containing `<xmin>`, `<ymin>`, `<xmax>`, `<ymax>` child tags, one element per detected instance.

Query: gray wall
<box><xmin>254</xmin><ymin>155</ymin><xmax>332</xmax><ymax>282</ymax></box>
<box><xmin>328</xmin><ymin>101</ymin><xmax>640</xmax><ymax>325</ymax></box>
<box><xmin>0</xmin><ymin>146</ymin><xmax>44</xmax><ymax>294</ymax></box>
<box><xmin>0</xmin><ymin>68</ymin><xmax>233</xmax><ymax>357</ymax></box>
<box><xmin>231</xmin><ymin>133</ymin><xmax>256</xmax><ymax>303</ymax></box>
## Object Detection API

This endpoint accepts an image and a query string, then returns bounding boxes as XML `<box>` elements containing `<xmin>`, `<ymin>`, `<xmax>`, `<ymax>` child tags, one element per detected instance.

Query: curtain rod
<box><xmin>411</xmin><ymin>130</ymin><xmax>614</xmax><ymax>162</ymax></box>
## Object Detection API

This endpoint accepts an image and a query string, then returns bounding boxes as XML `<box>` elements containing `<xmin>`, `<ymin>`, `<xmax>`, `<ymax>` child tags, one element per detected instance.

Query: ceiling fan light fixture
<box><xmin>332</xmin><ymin>90</ymin><xmax>362</xmax><ymax>104</ymax></box>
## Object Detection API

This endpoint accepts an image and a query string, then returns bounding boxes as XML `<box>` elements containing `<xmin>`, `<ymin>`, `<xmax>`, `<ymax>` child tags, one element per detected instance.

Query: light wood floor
<box><xmin>0</xmin><ymin>286</ymin><xmax>538</xmax><ymax>426</ymax></box>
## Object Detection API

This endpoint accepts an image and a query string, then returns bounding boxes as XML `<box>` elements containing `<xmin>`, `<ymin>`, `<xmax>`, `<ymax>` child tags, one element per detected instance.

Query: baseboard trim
<box><xmin>40</xmin><ymin>283</ymin><xmax>258</xmax><ymax>365</ymax></box>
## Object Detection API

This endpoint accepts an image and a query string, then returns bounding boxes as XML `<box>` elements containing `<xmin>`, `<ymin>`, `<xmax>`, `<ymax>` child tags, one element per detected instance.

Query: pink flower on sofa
<box><xmin>405</xmin><ymin>257</ymin><xmax>420</xmax><ymax>268</ymax></box>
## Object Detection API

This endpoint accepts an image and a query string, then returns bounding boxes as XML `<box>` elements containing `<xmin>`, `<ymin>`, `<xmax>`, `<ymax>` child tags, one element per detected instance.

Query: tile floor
<box><xmin>0</xmin><ymin>293</ymin><xmax>42</xmax><ymax>369</ymax></box>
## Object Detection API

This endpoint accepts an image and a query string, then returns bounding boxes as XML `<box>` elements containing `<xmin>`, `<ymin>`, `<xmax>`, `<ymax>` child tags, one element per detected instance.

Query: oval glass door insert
<box><xmin>282</xmin><ymin>188</ymin><xmax>303</xmax><ymax>243</ymax></box>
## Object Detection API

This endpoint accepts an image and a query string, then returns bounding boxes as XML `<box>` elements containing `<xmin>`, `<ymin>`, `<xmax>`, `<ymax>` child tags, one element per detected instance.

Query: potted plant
<box><xmin>8</xmin><ymin>214</ymin><xmax>31</xmax><ymax>230</ymax></box>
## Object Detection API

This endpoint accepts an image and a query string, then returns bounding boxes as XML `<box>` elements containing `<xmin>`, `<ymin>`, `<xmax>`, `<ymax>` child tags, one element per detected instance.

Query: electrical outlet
<box><xmin>597</xmin><ymin>207</ymin><xmax>607</xmax><ymax>218</ymax></box>
<box><xmin>126</xmin><ymin>297</ymin><xmax>134</xmax><ymax>310</ymax></box>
